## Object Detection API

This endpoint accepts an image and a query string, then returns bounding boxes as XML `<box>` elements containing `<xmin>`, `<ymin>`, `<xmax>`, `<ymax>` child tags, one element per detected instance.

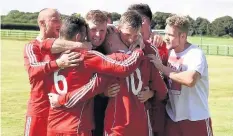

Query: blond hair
<box><xmin>166</xmin><ymin>15</ymin><xmax>190</xmax><ymax>34</ymax></box>
<box><xmin>85</xmin><ymin>10</ymin><xmax>108</xmax><ymax>24</ymax></box>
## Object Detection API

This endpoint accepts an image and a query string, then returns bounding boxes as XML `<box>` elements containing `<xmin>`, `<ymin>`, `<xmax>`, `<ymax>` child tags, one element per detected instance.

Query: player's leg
<box><xmin>180</xmin><ymin>118</ymin><xmax>213</xmax><ymax>136</ymax></box>
<box><xmin>164</xmin><ymin>116</ymin><xmax>181</xmax><ymax>136</ymax></box>
<box><xmin>24</xmin><ymin>116</ymin><xmax>48</xmax><ymax>136</ymax></box>
<box><xmin>151</xmin><ymin>101</ymin><xmax>166</xmax><ymax>136</ymax></box>
<box><xmin>93</xmin><ymin>95</ymin><xmax>108</xmax><ymax>136</ymax></box>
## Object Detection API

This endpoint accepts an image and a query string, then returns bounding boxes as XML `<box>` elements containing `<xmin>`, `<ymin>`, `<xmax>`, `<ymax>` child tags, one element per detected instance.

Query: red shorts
<box><xmin>165</xmin><ymin>117</ymin><xmax>213</xmax><ymax>136</ymax></box>
<box><xmin>104</xmin><ymin>113</ymin><xmax>149</xmax><ymax>136</ymax></box>
<box><xmin>24</xmin><ymin>116</ymin><xmax>48</xmax><ymax>136</ymax></box>
<box><xmin>47</xmin><ymin>131</ymin><xmax>92</xmax><ymax>136</ymax></box>
<box><xmin>150</xmin><ymin>101</ymin><xmax>166</xmax><ymax>136</ymax></box>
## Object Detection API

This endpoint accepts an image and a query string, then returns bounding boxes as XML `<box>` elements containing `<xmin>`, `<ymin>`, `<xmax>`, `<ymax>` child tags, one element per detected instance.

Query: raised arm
<box><xmin>41</xmin><ymin>38</ymin><xmax>92</xmax><ymax>54</ymax></box>
<box><xmin>148</xmin><ymin>49</ymin><xmax>206</xmax><ymax>87</ymax></box>
<box><xmin>84</xmin><ymin>49</ymin><xmax>144</xmax><ymax>78</ymax></box>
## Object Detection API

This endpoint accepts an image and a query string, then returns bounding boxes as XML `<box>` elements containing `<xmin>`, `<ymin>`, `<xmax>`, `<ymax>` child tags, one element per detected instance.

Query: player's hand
<box><xmin>137</xmin><ymin>86</ymin><xmax>154</xmax><ymax>103</ymax></box>
<box><xmin>149</xmin><ymin>32</ymin><xmax>164</xmax><ymax>47</ymax></box>
<box><xmin>104</xmin><ymin>83</ymin><xmax>120</xmax><ymax>97</ymax></box>
<box><xmin>48</xmin><ymin>93</ymin><xmax>61</xmax><ymax>108</ymax></box>
<box><xmin>56</xmin><ymin>51</ymin><xmax>84</xmax><ymax>68</ymax></box>
<box><xmin>147</xmin><ymin>54</ymin><xmax>163</xmax><ymax>69</ymax></box>
<box><xmin>81</xmin><ymin>42</ymin><xmax>93</xmax><ymax>50</ymax></box>
<box><xmin>129</xmin><ymin>34</ymin><xmax>145</xmax><ymax>51</ymax></box>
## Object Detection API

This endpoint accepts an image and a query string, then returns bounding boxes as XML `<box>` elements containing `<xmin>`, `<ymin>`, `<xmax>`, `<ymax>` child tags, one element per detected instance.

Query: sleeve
<box><xmin>145</xmin><ymin>43</ymin><xmax>164</xmax><ymax>79</ymax></box>
<box><xmin>83</xmin><ymin>49</ymin><xmax>144</xmax><ymax>78</ymax></box>
<box><xmin>187</xmin><ymin>49</ymin><xmax>206</xmax><ymax>76</ymax></box>
<box><xmin>58</xmin><ymin>73</ymin><xmax>112</xmax><ymax>108</ymax></box>
<box><xmin>149</xmin><ymin>64</ymin><xmax>168</xmax><ymax>101</ymax></box>
<box><xmin>24</xmin><ymin>43</ymin><xmax>59</xmax><ymax>80</ymax></box>
<box><xmin>40</xmin><ymin>38</ymin><xmax>56</xmax><ymax>54</ymax></box>
<box><xmin>157</xmin><ymin>42</ymin><xmax>169</xmax><ymax>66</ymax></box>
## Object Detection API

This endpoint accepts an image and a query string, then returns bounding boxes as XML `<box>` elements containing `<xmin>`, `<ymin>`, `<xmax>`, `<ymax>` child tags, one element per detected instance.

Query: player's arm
<box><xmin>164</xmin><ymin>69</ymin><xmax>200</xmax><ymax>87</ymax></box>
<box><xmin>49</xmin><ymin>74</ymin><xmax>112</xmax><ymax>108</ymax></box>
<box><xmin>41</xmin><ymin>38</ymin><xmax>92</xmax><ymax>54</ymax></box>
<box><xmin>157</xmin><ymin>42</ymin><xmax>169</xmax><ymax>65</ymax></box>
<box><xmin>148</xmin><ymin>51</ymin><xmax>205</xmax><ymax>87</ymax></box>
<box><xmin>24</xmin><ymin>43</ymin><xmax>80</xmax><ymax>80</ymax></box>
<box><xmin>84</xmin><ymin>49</ymin><xmax>144</xmax><ymax>78</ymax></box>
<box><xmin>149</xmin><ymin>64</ymin><xmax>168</xmax><ymax>101</ymax></box>
<box><xmin>145</xmin><ymin>43</ymin><xmax>164</xmax><ymax>78</ymax></box>
<box><xmin>24</xmin><ymin>43</ymin><xmax>60</xmax><ymax>79</ymax></box>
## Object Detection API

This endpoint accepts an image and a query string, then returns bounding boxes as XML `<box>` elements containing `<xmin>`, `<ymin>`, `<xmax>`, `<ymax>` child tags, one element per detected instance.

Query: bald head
<box><xmin>37</xmin><ymin>8</ymin><xmax>61</xmax><ymax>38</ymax></box>
<box><xmin>38</xmin><ymin>8</ymin><xmax>59</xmax><ymax>25</ymax></box>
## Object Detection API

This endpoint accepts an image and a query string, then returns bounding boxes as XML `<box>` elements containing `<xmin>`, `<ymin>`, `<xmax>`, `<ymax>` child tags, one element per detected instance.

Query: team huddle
<box><xmin>23</xmin><ymin>3</ymin><xmax>213</xmax><ymax>136</ymax></box>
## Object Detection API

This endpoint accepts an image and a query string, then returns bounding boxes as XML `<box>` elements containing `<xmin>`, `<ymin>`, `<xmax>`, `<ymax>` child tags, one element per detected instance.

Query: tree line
<box><xmin>1</xmin><ymin>10</ymin><xmax>233</xmax><ymax>37</ymax></box>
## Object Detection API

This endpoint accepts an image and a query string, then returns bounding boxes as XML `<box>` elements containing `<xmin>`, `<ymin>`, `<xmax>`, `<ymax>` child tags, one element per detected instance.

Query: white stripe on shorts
<box><xmin>205</xmin><ymin>118</ymin><xmax>213</xmax><ymax>136</ymax></box>
<box><xmin>25</xmin><ymin>116</ymin><xmax>32</xmax><ymax>136</ymax></box>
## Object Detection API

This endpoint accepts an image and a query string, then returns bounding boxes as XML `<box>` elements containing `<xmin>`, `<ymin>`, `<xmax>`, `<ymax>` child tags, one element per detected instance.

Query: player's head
<box><xmin>59</xmin><ymin>16</ymin><xmax>87</xmax><ymax>42</ymax></box>
<box><xmin>85</xmin><ymin>10</ymin><xmax>108</xmax><ymax>48</ymax></box>
<box><xmin>165</xmin><ymin>14</ymin><xmax>189</xmax><ymax>50</ymax></box>
<box><xmin>127</xmin><ymin>3</ymin><xmax>152</xmax><ymax>40</ymax></box>
<box><xmin>117</xmin><ymin>10</ymin><xmax>142</xmax><ymax>47</ymax></box>
<box><xmin>38</xmin><ymin>8</ymin><xmax>61</xmax><ymax>38</ymax></box>
<box><xmin>102</xmin><ymin>11</ymin><xmax>113</xmax><ymax>24</ymax></box>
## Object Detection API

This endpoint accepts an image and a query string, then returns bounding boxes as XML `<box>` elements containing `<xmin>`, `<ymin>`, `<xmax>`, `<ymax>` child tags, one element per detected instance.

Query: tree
<box><xmin>111</xmin><ymin>12</ymin><xmax>121</xmax><ymax>21</ymax></box>
<box><xmin>194</xmin><ymin>17</ymin><xmax>211</xmax><ymax>35</ymax></box>
<box><xmin>71</xmin><ymin>13</ymin><xmax>81</xmax><ymax>17</ymax></box>
<box><xmin>211</xmin><ymin>16</ymin><xmax>233</xmax><ymax>36</ymax></box>
<box><xmin>152</xmin><ymin>12</ymin><xmax>171</xmax><ymax>29</ymax></box>
<box><xmin>186</xmin><ymin>15</ymin><xmax>195</xmax><ymax>36</ymax></box>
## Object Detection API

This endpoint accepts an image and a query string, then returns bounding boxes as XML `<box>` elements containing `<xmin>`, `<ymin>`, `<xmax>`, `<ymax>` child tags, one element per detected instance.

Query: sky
<box><xmin>1</xmin><ymin>0</ymin><xmax>233</xmax><ymax>22</ymax></box>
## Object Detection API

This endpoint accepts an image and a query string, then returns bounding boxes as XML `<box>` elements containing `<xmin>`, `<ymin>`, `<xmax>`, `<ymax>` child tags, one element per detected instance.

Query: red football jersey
<box><xmin>46</xmin><ymin>49</ymin><xmax>144</xmax><ymax>134</ymax></box>
<box><xmin>24</xmin><ymin>37</ymin><xmax>58</xmax><ymax>117</ymax></box>
<box><xmin>104</xmin><ymin>44</ymin><xmax>167</xmax><ymax>136</ymax></box>
<box><xmin>57</xmin><ymin>45</ymin><xmax>167</xmax><ymax>136</ymax></box>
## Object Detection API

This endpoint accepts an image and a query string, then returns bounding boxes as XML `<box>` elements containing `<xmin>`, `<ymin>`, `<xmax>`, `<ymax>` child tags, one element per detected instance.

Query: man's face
<box><xmin>44</xmin><ymin>12</ymin><xmax>61</xmax><ymax>38</ymax></box>
<box><xmin>164</xmin><ymin>25</ymin><xmax>183</xmax><ymax>50</ymax></box>
<box><xmin>118</xmin><ymin>24</ymin><xmax>140</xmax><ymax>47</ymax></box>
<box><xmin>86</xmin><ymin>21</ymin><xmax>107</xmax><ymax>47</ymax></box>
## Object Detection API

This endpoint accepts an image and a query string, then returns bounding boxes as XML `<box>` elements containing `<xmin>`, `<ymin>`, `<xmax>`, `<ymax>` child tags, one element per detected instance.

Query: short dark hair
<box><xmin>119</xmin><ymin>10</ymin><xmax>142</xmax><ymax>30</ymax></box>
<box><xmin>102</xmin><ymin>11</ymin><xmax>112</xmax><ymax>19</ymax></box>
<box><xmin>60</xmin><ymin>16</ymin><xmax>87</xmax><ymax>40</ymax></box>
<box><xmin>127</xmin><ymin>3</ymin><xmax>152</xmax><ymax>21</ymax></box>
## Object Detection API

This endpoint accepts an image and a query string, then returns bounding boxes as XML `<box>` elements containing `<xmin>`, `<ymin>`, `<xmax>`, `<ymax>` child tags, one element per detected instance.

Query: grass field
<box><xmin>1</xmin><ymin>39</ymin><xmax>233</xmax><ymax>136</ymax></box>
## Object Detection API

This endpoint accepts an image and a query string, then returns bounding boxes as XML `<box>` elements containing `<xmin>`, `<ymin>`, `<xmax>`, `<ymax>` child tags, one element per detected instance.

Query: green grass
<box><xmin>1</xmin><ymin>39</ymin><xmax>233</xmax><ymax>136</ymax></box>
<box><xmin>188</xmin><ymin>36</ymin><xmax>233</xmax><ymax>46</ymax></box>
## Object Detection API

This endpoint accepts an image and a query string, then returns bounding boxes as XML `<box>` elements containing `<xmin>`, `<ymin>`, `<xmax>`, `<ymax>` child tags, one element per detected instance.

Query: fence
<box><xmin>198</xmin><ymin>44</ymin><xmax>233</xmax><ymax>56</ymax></box>
<box><xmin>1</xmin><ymin>29</ymin><xmax>39</xmax><ymax>40</ymax></box>
<box><xmin>1</xmin><ymin>30</ymin><xmax>233</xmax><ymax>56</ymax></box>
